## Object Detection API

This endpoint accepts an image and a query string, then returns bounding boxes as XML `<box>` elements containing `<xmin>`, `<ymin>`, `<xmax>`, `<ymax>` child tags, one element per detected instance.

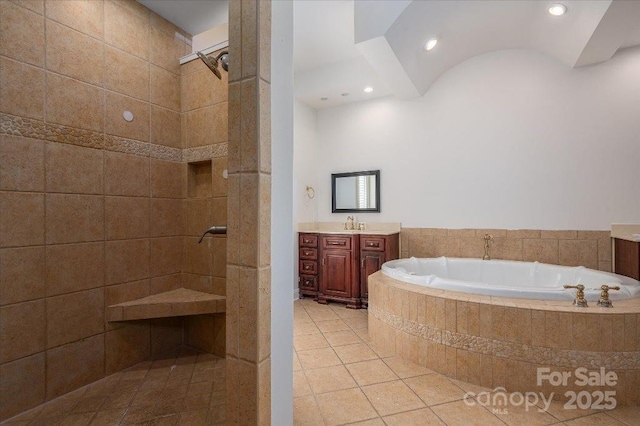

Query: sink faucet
<box><xmin>483</xmin><ymin>234</ymin><xmax>493</xmax><ymax>260</ymax></box>
<box><xmin>346</xmin><ymin>216</ymin><xmax>355</xmax><ymax>230</ymax></box>
<box><xmin>198</xmin><ymin>225</ymin><xmax>227</xmax><ymax>243</ymax></box>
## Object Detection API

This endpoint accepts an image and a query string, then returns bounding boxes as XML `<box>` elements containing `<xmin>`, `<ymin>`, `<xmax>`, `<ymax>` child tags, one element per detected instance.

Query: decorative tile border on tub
<box><xmin>369</xmin><ymin>305</ymin><xmax>640</xmax><ymax>370</ymax></box>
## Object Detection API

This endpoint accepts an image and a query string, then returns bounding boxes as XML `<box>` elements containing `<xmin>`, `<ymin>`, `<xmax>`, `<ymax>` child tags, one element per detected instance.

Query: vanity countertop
<box><xmin>611</xmin><ymin>224</ymin><xmax>640</xmax><ymax>242</ymax></box>
<box><xmin>297</xmin><ymin>222</ymin><xmax>401</xmax><ymax>236</ymax></box>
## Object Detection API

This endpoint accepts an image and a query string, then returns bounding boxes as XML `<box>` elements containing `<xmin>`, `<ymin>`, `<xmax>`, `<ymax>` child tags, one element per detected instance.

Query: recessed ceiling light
<box><xmin>548</xmin><ymin>3</ymin><xmax>567</xmax><ymax>16</ymax></box>
<box><xmin>341</xmin><ymin>93</ymin><xmax>349</xmax><ymax>97</ymax></box>
<box><xmin>364</xmin><ymin>87</ymin><xmax>373</xmax><ymax>93</ymax></box>
<box><xmin>320</xmin><ymin>97</ymin><xmax>328</xmax><ymax>101</ymax></box>
<box><xmin>424</xmin><ymin>38</ymin><xmax>438</xmax><ymax>51</ymax></box>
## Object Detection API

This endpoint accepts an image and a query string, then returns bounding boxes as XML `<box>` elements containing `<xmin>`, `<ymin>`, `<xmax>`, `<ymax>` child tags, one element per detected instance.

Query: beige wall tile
<box><xmin>185</xmin><ymin>314</ymin><xmax>225</xmax><ymax>356</ymax></box>
<box><xmin>0</xmin><ymin>353</ymin><xmax>45</xmax><ymax>420</ymax></box>
<box><xmin>212</xmin><ymin>157</ymin><xmax>228</xmax><ymax>197</ymax></box>
<box><xmin>105</xmin><ymin>239</ymin><xmax>150</xmax><ymax>284</ymax></box>
<box><xmin>45</xmin><ymin>19</ymin><xmax>104</xmax><ymax>86</ymax></box>
<box><xmin>104</xmin><ymin>0</ymin><xmax>149</xmax><ymax>60</ymax></box>
<box><xmin>150</xmin><ymin>106</ymin><xmax>181</xmax><ymax>148</ymax></box>
<box><xmin>45</xmin><ymin>142</ymin><xmax>103</xmax><ymax>194</ymax></box>
<box><xmin>598</xmin><ymin>237</ymin><xmax>612</xmax><ymax>262</ymax></box>
<box><xmin>506</xmin><ymin>229</ymin><xmax>541</xmax><ymax>239</ymax></box>
<box><xmin>46</xmin><ymin>72</ymin><xmax>104</xmax><ymax>132</ymax></box>
<box><xmin>105</xmin><ymin>91</ymin><xmax>150</xmax><ymax>142</ymax></box>
<box><xmin>104</xmin><ymin>151</ymin><xmax>150</xmax><ymax>196</ymax></box>
<box><xmin>258</xmin><ymin>0</ymin><xmax>271</xmax><ymax>83</ymax></box>
<box><xmin>258</xmin><ymin>81</ymin><xmax>270</xmax><ymax>173</ymax></box>
<box><xmin>45</xmin><ymin>194</ymin><xmax>103</xmax><ymax>244</ymax></box>
<box><xmin>0</xmin><ymin>299</ymin><xmax>46</xmax><ymax>363</ymax></box>
<box><xmin>458</xmin><ymin>237</ymin><xmax>484</xmax><ymax>259</ymax></box>
<box><xmin>0</xmin><ymin>56</ymin><xmax>45</xmax><ymax>120</ymax></box>
<box><xmin>46</xmin><ymin>334</ymin><xmax>105</xmax><ymax>399</ymax></box>
<box><xmin>185</xmin><ymin>107</ymin><xmax>214</xmax><ymax>147</ymax></box>
<box><xmin>150</xmin><ymin>65</ymin><xmax>180</xmax><ymax>111</ymax></box>
<box><xmin>44</xmin><ymin>0</ymin><xmax>103</xmax><ymax>39</ymax></box>
<box><xmin>558</xmin><ymin>239</ymin><xmax>598</xmax><ymax>269</ymax></box>
<box><xmin>150</xmin><ymin>159</ymin><xmax>186</xmax><ymax>198</ymax></box>
<box><xmin>0</xmin><ymin>135</ymin><xmax>45</xmax><ymax>191</ymax></box>
<box><xmin>105</xmin><ymin>323</ymin><xmax>151</xmax><ymax>374</ymax></box>
<box><xmin>185</xmin><ymin>237</ymin><xmax>213</xmax><ymax>275</ymax></box>
<box><xmin>105</xmin><ymin>279</ymin><xmax>149</xmax><ymax>306</ymax></box>
<box><xmin>0</xmin><ymin>1</ymin><xmax>44</xmax><ymax>67</ymax></box>
<box><xmin>240</xmin><ymin>78</ymin><xmax>258</xmax><ymax>172</ymax></box>
<box><xmin>150</xmin><ymin>273</ymin><xmax>182</xmax><ymax>294</ymax></box>
<box><xmin>105</xmin><ymin>196</ymin><xmax>150</xmax><ymax>240</ymax></box>
<box><xmin>185</xmin><ymin>199</ymin><xmax>213</xmax><ymax>237</ymax></box>
<box><xmin>182</xmin><ymin>69</ymin><xmax>216</xmax><ymax>112</ymax></box>
<box><xmin>212</xmin><ymin>237</ymin><xmax>227</xmax><ymax>278</ymax></box>
<box><xmin>541</xmin><ymin>230</ymin><xmax>577</xmax><ymax>239</ymax></box>
<box><xmin>151</xmin><ymin>317</ymin><xmax>184</xmax><ymax>356</ymax></box>
<box><xmin>0</xmin><ymin>192</ymin><xmax>45</xmax><ymax>247</ymax></box>
<box><xmin>522</xmin><ymin>238</ymin><xmax>559</xmax><ymax>264</ymax></box>
<box><xmin>150</xmin><ymin>236</ymin><xmax>183</xmax><ymax>277</ymax></box>
<box><xmin>150</xmin><ymin>198</ymin><xmax>183</xmax><ymax>237</ymax></box>
<box><xmin>238</xmin><ymin>173</ymin><xmax>258</xmax><ymax>266</ymax></box>
<box><xmin>212</xmin><ymin>197</ymin><xmax>227</xmax><ymax>227</ymax></box>
<box><xmin>0</xmin><ymin>246</ymin><xmax>45</xmax><ymax>305</ymax></box>
<box><xmin>212</xmin><ymin>102</ymin><xmax>228</xmax><ymax>144</ymax></box>
<box><xmin>240</xmin><ymin>0</ymin><xmax>257</xmax><ymax>79</ymax></box>
<box><xmin>105</xmin><ymin>45</ymin><xmax>149</xmax><ymax>101</ymax></box>
<box><xmin>46</xmin><ymin>288</ymin><xmax>104</xmax><ymax>348</ymax></box>
<box><xmin>149</xmin><ymin>25</ymin><xmax>184</xmax><ymax>75</ymax></box>
<box><xmin>491</xmin><ymin>238</ymin><xmax>522</xmax><ymax>261</ymax></box>
<box><xmin>46</xmin><ymin>242</ymin><xmax>104</xmax><ymax>296</ymax></box>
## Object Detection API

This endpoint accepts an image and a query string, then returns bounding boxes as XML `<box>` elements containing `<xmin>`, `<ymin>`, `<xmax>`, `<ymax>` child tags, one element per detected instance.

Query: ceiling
<box><xmin>139</xmin><ymin>0</ymin><xmax>640</xmax><ymax>110</ymax></box>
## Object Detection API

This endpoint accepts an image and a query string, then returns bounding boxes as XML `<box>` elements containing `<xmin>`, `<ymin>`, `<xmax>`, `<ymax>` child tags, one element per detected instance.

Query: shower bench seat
<box><xmin>106</xmin><ymin>288</ymin><xmax>226</xmax><ymax>322</ymax></box>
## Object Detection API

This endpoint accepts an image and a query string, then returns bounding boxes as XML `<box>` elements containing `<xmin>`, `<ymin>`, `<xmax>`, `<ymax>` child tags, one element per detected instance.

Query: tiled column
<box><xmin>227</xmin><ymin>0</ymin><xmax>272</xmax><ymax>423</ymax></box>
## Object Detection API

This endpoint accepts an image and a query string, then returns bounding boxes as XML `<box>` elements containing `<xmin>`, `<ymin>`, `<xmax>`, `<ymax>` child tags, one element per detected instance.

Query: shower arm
<box><xmin>198</xmin><ymin>225</ymin><xmax>227</xmax><ymax>243</ymax></box>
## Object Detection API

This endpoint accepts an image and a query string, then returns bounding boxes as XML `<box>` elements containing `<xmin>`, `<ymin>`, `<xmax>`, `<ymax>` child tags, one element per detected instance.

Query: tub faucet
<box><xmin>597</xmin><ymin>285</ymin><xmax>620</xmax><ymax>308</ymax></box>
<box><xmin>198</xmin><ymin>225</ymin><xmax>227</xmax><ymax>243</ymax></box>
<box><xmin>483</xmin><ymin>234</ymin><xmax>493</xmax><ymax>260</ymax></box>
<box><xmin>564</xmin><ymin>284</ymin><xmax>588</xmax><ymax>307</ymax></box>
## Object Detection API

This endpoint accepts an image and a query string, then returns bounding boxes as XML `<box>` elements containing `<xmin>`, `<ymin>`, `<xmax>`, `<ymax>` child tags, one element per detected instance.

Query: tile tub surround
<box><xmin>401</xmin><ymin>228</ymin><xmax>612</xmax><ymax>272</ymax></box>
<box><xmin>368</xmin><ymin>271</ymin><xmax>640</xmax><ymax>406</ymax></box>
<box><xmin>0</xmin><ymin>0</ymin><xmax>227</xmax><ymax>421</ymax></box>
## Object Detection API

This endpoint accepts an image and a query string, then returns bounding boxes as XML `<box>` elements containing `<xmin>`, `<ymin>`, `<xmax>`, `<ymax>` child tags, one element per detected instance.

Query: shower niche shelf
<box><xmin>106</xmin><ymin>288</ymin><xmax>226</xmax><ymax>322</ymax></box>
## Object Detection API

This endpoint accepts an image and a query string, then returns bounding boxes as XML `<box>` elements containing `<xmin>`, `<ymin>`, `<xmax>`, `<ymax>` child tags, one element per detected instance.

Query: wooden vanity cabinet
<box><xmin>298</xmin><ymin>231</ymin><xmax>400</xmax><ymax>309</ymax></box>
<box><xmin>360</xmin><ymin>234</ymin><xmax>399</xmax><ymax>307</ymax></box>
<box><xmin>318</xmin><ymin>235</ymin><xmax>361</xmax><ymax>308</ymax></box>
<box><xmin>299</xmin><ymin>233</ymin><xmax>319</xmax><ymax>299</ymax></box>
<box><xmin>614</xmin><ymin>238</ymin><xmax>640</xmax><ymax>280</ymax></box>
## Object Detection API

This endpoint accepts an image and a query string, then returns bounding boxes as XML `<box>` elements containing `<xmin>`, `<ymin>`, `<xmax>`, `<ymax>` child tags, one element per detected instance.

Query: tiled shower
<box><xmin>0</xmin><ymin>0</ymin><xmax>229</xmax><ymax>420</ymax></box>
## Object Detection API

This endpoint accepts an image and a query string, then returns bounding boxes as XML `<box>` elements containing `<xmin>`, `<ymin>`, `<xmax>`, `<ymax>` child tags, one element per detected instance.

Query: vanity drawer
<box><xmin>300</xmin><ymin>247</ymin><xmax>318</xmax><ymax>260</ymax></box>
<box><xmin>300</xmin><ymin>274</ymin><xmax>318</xmax><ymax>291</ymax></box>
<box><xmin>300</xmin><ymin>260</ymin><xmax>318</xmax><ymax>275</ymax></box>
<box><xmin>361</xmin><ymin>236</ymin><xmax>385</xmax><ymax>251</ymax></box>
<box><xmin>322</xmin><ymin>236</ymin><xmax>352</xmax><ymax>250</ymax></box>
<box><xmin>299</xmin><ymin>234</ymin><xmax>318</xmax><ymax>248</ymax></box>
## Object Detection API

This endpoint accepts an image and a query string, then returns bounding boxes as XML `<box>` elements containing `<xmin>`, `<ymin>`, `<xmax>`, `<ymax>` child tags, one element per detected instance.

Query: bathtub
<box><xmin>382</xmin><ymin>257</ymin><xmax>640</xmax><ymax>301</ymax></box>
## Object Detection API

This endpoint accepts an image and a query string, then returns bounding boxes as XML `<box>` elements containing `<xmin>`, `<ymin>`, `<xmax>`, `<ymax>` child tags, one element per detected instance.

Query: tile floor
<box><xmin>1</xmin><ymin>347</ymin><xmax>225</xmax><ymax>425</ymax></box>
<box><xmin>3</xmin><ymin>300</ymin><xmax>640</xmax><ymax>425</ymax></box>
<box><xmin>293</xmin><ymin>298</ymin><xmax>640</xmax><ymax>426</ymax></box>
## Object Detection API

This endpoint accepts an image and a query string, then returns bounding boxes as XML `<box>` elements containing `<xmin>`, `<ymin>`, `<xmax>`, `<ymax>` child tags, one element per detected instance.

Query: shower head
<box><xmin>196</xmin><ymin>50</ymin><xmax>229</xmax><ymax>80</ymax></box>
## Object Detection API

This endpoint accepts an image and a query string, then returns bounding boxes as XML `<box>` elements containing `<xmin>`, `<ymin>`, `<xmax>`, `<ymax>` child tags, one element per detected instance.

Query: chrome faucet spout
<box><xmin>198</xmin><ymin>225</ymin><xmax>227</xmax><ymax>243</ymax></box>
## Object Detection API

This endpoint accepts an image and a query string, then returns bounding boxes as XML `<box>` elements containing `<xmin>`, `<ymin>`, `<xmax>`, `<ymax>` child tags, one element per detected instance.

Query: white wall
<box><xmin>293</xmin><ymin>100</ymin><xmax>319</xmax><ymax>224</ymax></box>
<box><xmin>271</xmin><ymin>1</ymin><xmax>294</xmax><ymax>424</ymax></box>
<box><xmin>305</xmin><ymin>47</ymin><xmax>640</xmax><ymax>230</ymax></box>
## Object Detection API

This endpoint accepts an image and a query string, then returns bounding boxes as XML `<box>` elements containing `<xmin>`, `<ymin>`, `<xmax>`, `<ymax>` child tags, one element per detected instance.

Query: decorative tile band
<box><xmin>0</xmin><ymin>113</ymin><xmax>224</xmax><ymax>163</ymax></box>
<box><xmin>369</xmin><ymin>305</ymin><xmax>640</xmax><ymax>370</ymax></box>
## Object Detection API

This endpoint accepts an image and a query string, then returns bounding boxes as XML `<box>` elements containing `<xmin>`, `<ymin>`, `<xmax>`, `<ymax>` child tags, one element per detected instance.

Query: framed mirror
<box><xmin>331</xmin><ymin>170</ymin><xmax>380</xmax><ymax>213</ymax></box>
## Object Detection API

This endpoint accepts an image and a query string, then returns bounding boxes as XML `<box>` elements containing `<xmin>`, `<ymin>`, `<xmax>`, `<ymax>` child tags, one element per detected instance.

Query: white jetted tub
<box><xmin>382</xmin><ymin>257</ymin><xmax>640</xmax><ymax>301</ymax></box>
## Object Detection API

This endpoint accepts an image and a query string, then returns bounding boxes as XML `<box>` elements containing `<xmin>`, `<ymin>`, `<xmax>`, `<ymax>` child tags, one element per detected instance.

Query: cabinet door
<box><xmin>360</xmin><ymin>251</ymin><xmax>386</xmax><ymax>298</ymax></box>
<box><xmin>322</xmin><ymin>249</ymin><xmax>352</xmax><ymax>298</ymax></box>
<box><xmin>615</xmin><ymin>238</ymin><xmax>640</xmax><ymax>280</ymax></box>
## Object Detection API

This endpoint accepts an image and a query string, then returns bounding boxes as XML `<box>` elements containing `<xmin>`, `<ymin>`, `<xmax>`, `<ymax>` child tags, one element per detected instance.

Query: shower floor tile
<box><xmin>1</xmin><ymin>348</ymin><xmax>225</xmax><ymax>426</ymax></box>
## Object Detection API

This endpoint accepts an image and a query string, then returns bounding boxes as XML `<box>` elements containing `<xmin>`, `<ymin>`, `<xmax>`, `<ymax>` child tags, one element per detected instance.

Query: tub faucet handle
<box><xmin>563</xmin><ymin>284</ymin><xmax>588</xmax><ymax>307</ymax></box>
<box><xmin>597</xmin><ymin>285</ymin><xmax>620</xmax><ymax>308</ymax></box>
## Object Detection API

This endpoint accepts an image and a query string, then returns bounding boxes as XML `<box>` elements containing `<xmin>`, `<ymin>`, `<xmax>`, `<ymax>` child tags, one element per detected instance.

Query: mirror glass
<box><xmin>332</xmin><ymin>170</ymin><xmax>380</xmax><ymax>213</ymax></box>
